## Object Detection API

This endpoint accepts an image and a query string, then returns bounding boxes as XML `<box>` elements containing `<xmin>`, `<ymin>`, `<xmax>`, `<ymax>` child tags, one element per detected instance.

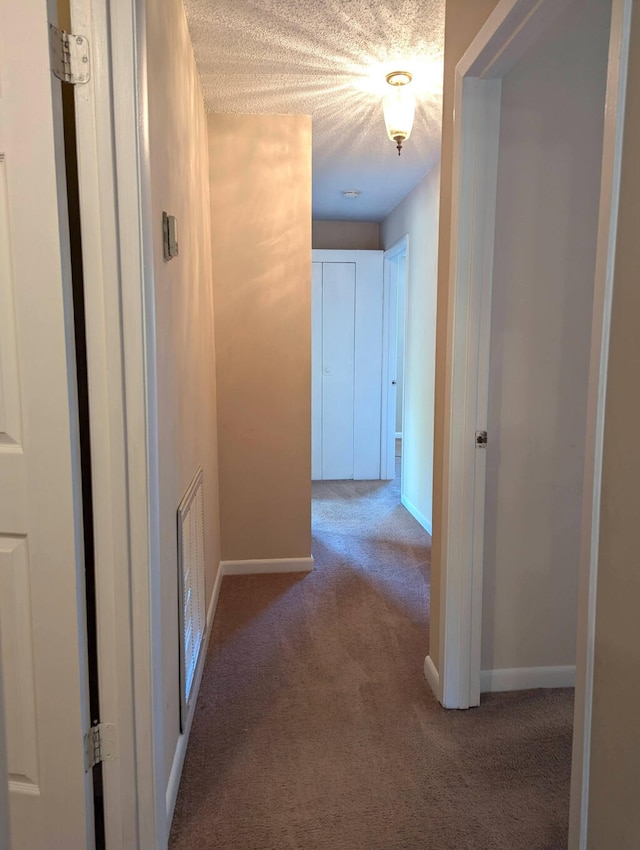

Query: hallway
<box><xmin>169</xmin><ymin>468</ymin><xmax>573</xmax><ymax>849</ymax></box>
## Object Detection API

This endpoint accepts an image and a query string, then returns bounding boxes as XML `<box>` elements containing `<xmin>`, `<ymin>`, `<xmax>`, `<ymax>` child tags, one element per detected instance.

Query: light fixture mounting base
<box><xmin>386</xmin><ymin>70</ymin><xmax>412</xmax><ymax>87</ymax></box>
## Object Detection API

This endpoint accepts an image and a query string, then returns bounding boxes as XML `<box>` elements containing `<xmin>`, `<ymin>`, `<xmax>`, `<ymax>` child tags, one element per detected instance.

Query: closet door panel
<box><xmin>354</xmin><ymin>251</ymin><xmax>384</xmax><ymax>479</ymax></box>
<box><xmin>311</xmin><ymin>262</ymin><xmax>323</xmax><ymax>480</ymax></box>
<box><xmin>322</xmin><ymin>263</ymin><xmax>355</xmax><ymax>479</ymax></box>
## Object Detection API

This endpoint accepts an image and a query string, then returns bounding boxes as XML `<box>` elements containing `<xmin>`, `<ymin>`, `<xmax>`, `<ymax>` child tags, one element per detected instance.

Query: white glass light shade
<box><xmin>383</xmin><ymin>85</ymin><xmax>415</xmax><ymax>147</ymax></box>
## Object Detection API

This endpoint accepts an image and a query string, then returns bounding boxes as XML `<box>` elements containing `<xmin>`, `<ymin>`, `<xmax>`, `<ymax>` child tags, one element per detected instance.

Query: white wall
<box><xmin>145</xmin><ymin>0</ymin><xmax>221</xmax><ymax>793</ymax></box>
<box><xmin>381</xmin><ymin>162</ymin><xmax>440</xmax><ymax>532</ymax></box>
<box><xmin>481</xmin><ymin>0</ymin><xmax>611</xmax><ymax>673</ymax></box>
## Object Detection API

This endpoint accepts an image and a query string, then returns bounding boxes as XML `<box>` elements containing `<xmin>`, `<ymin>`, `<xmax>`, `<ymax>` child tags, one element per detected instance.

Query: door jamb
<box><xmin>438</xmin><ymin>1</ymin><xmax>631</xmax><ymax>849</ymax></box>
<box><xmin>568</xmin><ymin>2</ymin><xmax>632</xmax><ymax>846</ymax></box>
<box><xmin>69</xmin><ymin>0</ymin><xmax>165</xmax><ymax>847</ymax></box>
<box><xmin>0</xmin><ymin>643</ymin><xmax>9</xmax><ymax>850</ymax></box>
<box><xmin>382</xmin><ymin>235</ymin><xmax>408</xmax><ymax>481</ymax></box>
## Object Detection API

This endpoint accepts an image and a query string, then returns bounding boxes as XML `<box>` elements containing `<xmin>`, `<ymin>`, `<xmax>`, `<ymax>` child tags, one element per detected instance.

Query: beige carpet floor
<box><xmin>169</xmin><ymin>460</ymin><xmax>573</xmax><ymax>849</ymax></box>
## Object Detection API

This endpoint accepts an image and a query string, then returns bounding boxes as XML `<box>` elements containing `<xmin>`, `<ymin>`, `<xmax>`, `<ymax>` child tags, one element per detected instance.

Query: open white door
<box><xmin>382</xmin><ymin>237</ymin><xmax>407</xmax><ymax>481</ymax></box>
<box><xmin>0</xmin><ymin>0</ymin><xmax>94</xmax><ymax>847</ymax></box>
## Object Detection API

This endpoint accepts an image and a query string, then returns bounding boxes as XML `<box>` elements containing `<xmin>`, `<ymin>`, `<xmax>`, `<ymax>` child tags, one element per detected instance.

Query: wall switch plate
<box><xmin>163</xmin><ymin>212</ymin><xmax>178</xmax><ymax>260</ymax></box>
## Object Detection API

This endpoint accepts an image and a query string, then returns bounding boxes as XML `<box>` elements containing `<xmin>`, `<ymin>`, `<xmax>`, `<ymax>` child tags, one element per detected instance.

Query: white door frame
<box><xmin>436</xmin><ymin>0</ymin><xmax>630</xmax><ymax>846</ymax></box>
<box><xmin>568</xmin><ymin>4</ymin><xmax>631</xmax><ymax>846</ymax></box>
<box><xmin>0</xmin><ymin>652</ymin><xmax>8</xmax><ymax>850</ymax></box>
<box><xmin>382</xmin><ymin>235</ymin><xmax>408</xmax><ymax>481</ymax></box>
<box><xmin>68</xmin><ymin>0</ymin><xmax>165</xmax><ymax>846</ymax></box>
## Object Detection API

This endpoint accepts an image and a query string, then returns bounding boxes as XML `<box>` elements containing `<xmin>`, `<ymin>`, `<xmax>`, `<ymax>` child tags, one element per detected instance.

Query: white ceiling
<box><xmin>183</xmin><ymin>0</ymin><xmax>445</xmax><ymax>222</ymax></box>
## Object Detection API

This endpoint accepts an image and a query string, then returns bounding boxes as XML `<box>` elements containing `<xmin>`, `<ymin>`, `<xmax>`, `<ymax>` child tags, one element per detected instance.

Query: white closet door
<box><xmin>321</xmin><ymin>263</ymin><xmax>356</xmax><ymax>479</ymax></box>
<box><xmin>354</xmin><ymin>251</ymin><xmax>384</xmax><ymax>479</ymax></box>
<box><xmin>311</xmin><ymin>262</ymin><xmax>323</xmax><ymax>479</ymax></box>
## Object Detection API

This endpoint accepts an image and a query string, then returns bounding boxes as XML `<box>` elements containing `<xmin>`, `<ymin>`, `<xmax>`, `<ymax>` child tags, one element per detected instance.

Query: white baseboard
<box><xmin>424</xmin><ymin>655</ymin><xmax>440</xmax><ymax>699</ymax></box>
<box><xmin>166</xmin><ymin>563</ymin><xmax>223</xmax><ymax>825</ymax></box>
<box><xmin>401</xmin><ymin>494</ymin><xmax>432</xmax><ymax>535</ymax></box>
<box><xmin>220</xmin><ymin>556</ymin><xmax>315</xmax><ymax>576</ymax></box>
<box><xmin>480</xmin><ymin>665</ymin><xmax>576</xmax><ymax>693</ymax></box>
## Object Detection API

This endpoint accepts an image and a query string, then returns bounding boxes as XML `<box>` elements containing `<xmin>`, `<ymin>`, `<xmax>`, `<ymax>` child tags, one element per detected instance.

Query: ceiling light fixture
<box><xmin>383</xmin><ymin>71</ymin><xmax>415</xmax><ymax>156</ymax></box>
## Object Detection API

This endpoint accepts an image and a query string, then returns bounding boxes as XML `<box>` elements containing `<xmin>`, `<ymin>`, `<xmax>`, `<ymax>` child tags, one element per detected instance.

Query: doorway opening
<box><xmin>439</xmin><ymin>0</ymin><xmax>629</xmax><ymax>843</ymax></box>
<box><xmin>310</xmin><ymin>235</ymin><xmax>431</xmax><ymax>628</ymax></box>
<box><xmin>310</xmin><ymin>238</ymin><xmax>411</xmax><ymax>494</ymax></box>
<box><xmin>439</xmin><ymin>0</ymin><xmax>624</xmax><ymax>710</ymax></box>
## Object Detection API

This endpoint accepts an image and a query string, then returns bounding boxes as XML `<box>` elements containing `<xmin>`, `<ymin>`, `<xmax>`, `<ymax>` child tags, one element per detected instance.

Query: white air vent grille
<box><xmin>177</xmin><ymin>467</ymin><xmax>206</xmax><ymax>730</ymax></box>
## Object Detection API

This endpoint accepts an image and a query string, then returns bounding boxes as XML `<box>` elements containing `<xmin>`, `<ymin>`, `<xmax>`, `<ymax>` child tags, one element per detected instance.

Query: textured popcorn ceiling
<box><xmin>184</xmin><ymin>0</ymin><xmax>445</xmax><ymax>222</ymax></box>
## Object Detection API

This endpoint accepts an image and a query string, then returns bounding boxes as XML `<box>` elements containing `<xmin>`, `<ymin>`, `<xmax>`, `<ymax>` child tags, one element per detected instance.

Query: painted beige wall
<box><xmin>587</xmin><ymin>6</ymin><xmax>640</xmax><ymax>846</ymax></box>
<box><xmin>208</xmin><ymin>113</ymin><xmax>312</xmax><ymax>562</ymax></box>
<box><xmin>481</xmin><ymin>0</ymin><xmax>610</xmax><ymax>672</ymax></box>
<box><xmin>146</xmin><ymin>0</ymin><xmax>221</xmax><ymax>790</ymax></box>
<box><xmin>431</xmin><ymin>0</ymin><xmax>501</xmax><ymax>673</ymax></box>
<box><xmin>381</xmin><ymin>162</ymin><xmax>441</xmax><ymax>538</ymax></box>
<box><xmin>312</xmin><ymin>220</ymin><xmax>380</xmax><ymax>250</ymax></box>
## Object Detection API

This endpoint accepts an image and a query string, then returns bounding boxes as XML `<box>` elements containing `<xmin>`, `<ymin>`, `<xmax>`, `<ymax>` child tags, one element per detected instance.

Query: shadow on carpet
<box><xmin>169</xmin><ymin>477</ymin><xmax>573</xmax><ymax>850</ymax></box>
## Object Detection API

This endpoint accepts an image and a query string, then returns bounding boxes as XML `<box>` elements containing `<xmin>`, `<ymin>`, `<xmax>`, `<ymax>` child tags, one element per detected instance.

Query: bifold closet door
<box><xmin>312</xmin><ymin>253</ymin><xmax>385</xmax><ymax>481</ymax></box>
<box><xmin>321</xmin><ymin>262</ymin><xmax>356</xmax><ymax>479</ymax></box>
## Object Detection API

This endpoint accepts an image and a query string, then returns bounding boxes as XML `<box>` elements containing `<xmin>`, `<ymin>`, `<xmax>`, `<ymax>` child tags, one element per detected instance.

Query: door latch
<box><xmin>475</xmin><ymin>430</ymin><xmax>488</xmax><ymax>448</ymax></box>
